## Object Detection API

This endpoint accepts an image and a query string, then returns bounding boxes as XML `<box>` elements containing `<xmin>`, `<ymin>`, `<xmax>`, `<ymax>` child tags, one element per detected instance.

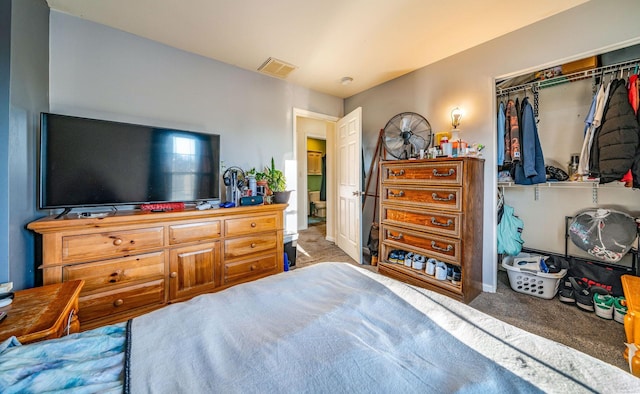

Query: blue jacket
<box><xmin>514</xmin><ymin>97</ymin><xmax>546</xmax><ymax>185</ymax></box>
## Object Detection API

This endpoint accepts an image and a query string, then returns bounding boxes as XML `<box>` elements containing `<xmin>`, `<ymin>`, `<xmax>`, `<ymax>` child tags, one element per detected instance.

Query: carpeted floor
<box><xmin>295</xmin><ymin>223</ymin><xmax>630</xmax><ymax>372</ymax></box>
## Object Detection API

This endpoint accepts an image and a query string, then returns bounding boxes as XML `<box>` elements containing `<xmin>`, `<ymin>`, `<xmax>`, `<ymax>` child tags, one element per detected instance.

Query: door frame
<box><xmin>293</xmin><ymin>108</ymin><xmax>339</xmax><ymax>240</ymax></box>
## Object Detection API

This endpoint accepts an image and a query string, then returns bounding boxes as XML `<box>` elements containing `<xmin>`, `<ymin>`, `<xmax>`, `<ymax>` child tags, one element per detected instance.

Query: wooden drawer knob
<box><xmin>250</xmin><ymin>264</ymin><xmax>257</xmax><ymax>271</ymax></box>
<box><xmin>170</xmin><ymin>272</ymin><xmax>178</xmax><ymax>278</ymax></box>
<box><xmin>250</xmin><ymin>243</ymin><xmax>256</xmax><ymax>248</ymax></box>
<box><xmin>251</xmin><ymin>222</ymin><xmax>257</xmax><ymax>228</ymax></box>
<box><xmin>112</xmin><ymin>238</ymin><xmax>123</xmax><ymax>246</ymax></box>
<box><xmin>114</xmin><ymin>299</ymin><xmax>124</xmax><ymax>307</ymax></box>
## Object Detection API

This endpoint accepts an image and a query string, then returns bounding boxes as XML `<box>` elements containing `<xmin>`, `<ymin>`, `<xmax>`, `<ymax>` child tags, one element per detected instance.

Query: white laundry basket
<box><xmin>502</xmin><ymin>256</ymin><xmax>567</xmax><ymax>300</ymax></box>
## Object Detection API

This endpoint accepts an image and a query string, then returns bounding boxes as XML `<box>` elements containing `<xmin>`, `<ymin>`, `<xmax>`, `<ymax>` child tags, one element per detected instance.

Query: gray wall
<box><xmin>0</xmin><ymin>0</ymin><xmax>49</xmax><ymax>290</ymax></box>
<box><xmin>48</xmin><ymin>10</ymin><xmax>343</xmax><ymax>239</ymax></box>
<box><xmin>346</xmin><ymin>0</ymin><xmax>640</xmax><ymax>291</ymax></box>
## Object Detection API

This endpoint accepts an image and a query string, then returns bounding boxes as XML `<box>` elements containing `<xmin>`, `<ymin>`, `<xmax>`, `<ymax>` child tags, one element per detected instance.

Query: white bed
<box><xmin>1</xmin><ymin>262</ymin><xmax>638</xmax><ymax>393</ymax></box>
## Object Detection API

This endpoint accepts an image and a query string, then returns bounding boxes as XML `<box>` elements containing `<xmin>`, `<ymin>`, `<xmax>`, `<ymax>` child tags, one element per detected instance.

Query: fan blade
<box><xmin>401</xmin><ymin>115</ymin><xmax>412</xmax><ymax>132</ymax></box>
<box><xmin>409</xmin><ymin>134</ymin><xmax>427</xmax><ymax>151</ymax></box>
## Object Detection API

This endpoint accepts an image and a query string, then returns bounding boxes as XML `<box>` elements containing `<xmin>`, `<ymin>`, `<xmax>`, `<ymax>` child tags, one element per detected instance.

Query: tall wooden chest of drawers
<box><xmin>377</xmin><ymin>158</ymin><xmax>484</xmax><ymax>303</ymax></box>
<box><xmin>28</xmin><ymin>204</ymin><xmax>286</xmax><ymax>330</ymax></box>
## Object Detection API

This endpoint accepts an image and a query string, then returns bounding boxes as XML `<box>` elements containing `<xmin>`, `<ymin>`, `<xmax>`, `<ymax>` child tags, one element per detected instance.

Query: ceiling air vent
<box><xmin>257</xmin><ymin>57</ymin><xmax>297</xmax><ymax>79</ymax></box>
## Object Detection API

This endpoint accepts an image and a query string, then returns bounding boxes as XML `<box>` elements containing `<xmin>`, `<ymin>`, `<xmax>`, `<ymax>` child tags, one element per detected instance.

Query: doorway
<box><xmin>294</xmin><ymin>107</ymin><xmax>363</xmax><ymax>264</ymax></box>
<box><xmin>294</xmin><ymin>109</ymin><xmax>337</xmax><ymax>240</ymax></box>
<box><xmin>306</xmin><ymin>137</ymin><xmax>326</xmax><ymax>228</ymax></box>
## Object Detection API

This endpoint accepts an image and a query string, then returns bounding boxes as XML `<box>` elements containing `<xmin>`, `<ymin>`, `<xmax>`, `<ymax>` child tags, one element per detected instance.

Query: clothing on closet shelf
<box><xmin>514</xmin><ymin>97</ymin><xmax>546</xmax><ymax>185</ymax></box>
<box><xmin>497</xmin><ymin>101</ymin><xmax>505</xmax><ymax>166</ymax></box>
<box><xmin>589</xmin><ymin>78</ymin><xmax>640</xmax><ymax>185</ymax></box>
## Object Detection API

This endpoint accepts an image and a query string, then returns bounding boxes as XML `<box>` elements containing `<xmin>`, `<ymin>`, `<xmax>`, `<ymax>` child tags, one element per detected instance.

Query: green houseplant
<box><xmin>264</xmin><ymin>157</ymin><xmax>290</xmax><ymax>203</ymax></box>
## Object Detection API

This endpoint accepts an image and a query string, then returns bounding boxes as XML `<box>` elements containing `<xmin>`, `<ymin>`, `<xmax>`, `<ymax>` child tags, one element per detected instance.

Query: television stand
<box><xmin>54</xmin><ymin>207</ymin><xmax>72</xmax><ymax>219</ymax></box>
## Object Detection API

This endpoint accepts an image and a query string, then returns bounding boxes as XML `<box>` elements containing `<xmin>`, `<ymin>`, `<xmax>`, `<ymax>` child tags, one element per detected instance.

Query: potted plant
<box><xmin>264</xmin><ymin>157</ymin><xmax>290</xmax><ymax>204</ymax></box>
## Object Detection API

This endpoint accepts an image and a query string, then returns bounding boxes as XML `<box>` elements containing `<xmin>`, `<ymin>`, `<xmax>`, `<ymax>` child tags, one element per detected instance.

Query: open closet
<box><xmin>495</xmin><ymin>44</ymin><xmax>640</xmax><ymax>272</ymax></box>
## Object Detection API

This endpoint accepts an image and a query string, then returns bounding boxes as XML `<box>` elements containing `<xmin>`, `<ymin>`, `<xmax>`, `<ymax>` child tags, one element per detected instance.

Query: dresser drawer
<box><xmin>62</xmin><ymin>227</ymin><xmax>164</xmax><ymax>262</ymax></box>
<box><xmin>225</xmin><ymin>214</ymin><xmax>278</xmax><ymax>237</ymax></box>
<box><xmin>381</xmin><ymin>161</ymin><xmax>462</xmax><ymax>185</ymax></box>
<box><xmin>223</xmin><ymin>254</ymin><xmax>278</xmax><ymax>286</ymax></box>
<box><xmin>381</xmin><ymin>205</ymin><xmax>462</xmax><ymax>238</ymax></box>
<box><xmin>382</xmin><ymin>224</ymin><xmax>461</xmax><ymax>263</ymax></box>
<box><xmin>381</xmin><ymin>185</ymin><xmax>462</xmax><ymax>211</ymax></box>
<box><xmin>169</xmin><ymin>220</ymin><xmax>221</xmax><ymax>244</ymax></box>
<box><xmin>62</xmin><ymin>252</ymin><xmax>165</xmax><ymax>294</ymax></box>
<box><xmin>78</xmin><ymin>279</ymin><xmax>165</xmax><ymax>323</ymax></box>
<box><xmin>224</xmin><ymin>233</ymin><xmax>277</xmax><ymax>260</ymax></box>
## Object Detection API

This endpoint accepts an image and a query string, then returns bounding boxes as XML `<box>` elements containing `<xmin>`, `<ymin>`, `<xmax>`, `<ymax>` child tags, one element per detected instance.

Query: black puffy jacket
<box><xmin>592</xmin><ymin>79</ymin><xmax>640</xmax><ymax>184</ymax></box>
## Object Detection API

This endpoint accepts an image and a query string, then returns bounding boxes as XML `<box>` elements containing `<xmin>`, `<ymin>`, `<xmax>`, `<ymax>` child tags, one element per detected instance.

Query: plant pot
<box><xmin>273</xmin><ymin>191</ymin><xmax>292</xmax><ymax>204</ymax></box>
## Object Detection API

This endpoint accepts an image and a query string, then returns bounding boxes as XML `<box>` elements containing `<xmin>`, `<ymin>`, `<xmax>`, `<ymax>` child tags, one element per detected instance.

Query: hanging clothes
<box><xmin>589</xmin><ymin>79</ymin><xmax>615</xmax><ymax>177</ymax></box>
<box><xmin>504</xmin><ymin>99</ymin><xmax>521</xmax><ymax>164</ymax></box>
<box><xmin>577</xmin><ymin>86</ymin><xmax>601</xmax><ymax>176</ymax></box>
<box><xmin>629</xmin><ymin>74</ymin><xmax>639</xmax><ymax>113</ymax></box>
<box><xmin>620</xmin><ymin>74</ymin><xmax>639</xmax><ymax>186</ymax></box>
<box><xmin>497</xmin><ymin>101</ymin><xmax>505</xmax><ymax>167</ymax></box>
<box><xmin>514</xmin><ymin>97</ymin><xmax>546</xmax><ymax>185</ymax></box>
<box><xmin>593</xmin><ymin>78</ymin><xmax>640</xmax><ymax>184</ymax></box>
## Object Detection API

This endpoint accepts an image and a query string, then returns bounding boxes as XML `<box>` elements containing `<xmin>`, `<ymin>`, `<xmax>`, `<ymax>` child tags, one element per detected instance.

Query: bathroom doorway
<box><xmin>307</xmin><ymin>137</ymin><xmax>326</xmax><ymax>228</ymax></box>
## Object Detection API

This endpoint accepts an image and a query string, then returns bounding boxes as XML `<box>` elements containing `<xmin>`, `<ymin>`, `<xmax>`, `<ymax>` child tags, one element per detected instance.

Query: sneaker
<box><xmin>614</xmin><ymin>297</ymin><xmax>628</xmax><ymax>324</ymax></box>
<box><xmin>413</xmin><ymin>254</ymin><xmax>426</xmax><ymax>269</ymax></box>
<box><xmin>396</xmin><ymin>250</ymin><xmax>406</xmax><ymax>265</ymax></box>
<box><xmin>558</xmin><ymin>277</ymin><xmax>575</xmax><ymax>304</ymax></box>
<box><xmin>388</xmin><ymin>250</ymin><xmax>399</xmax><ymax>263</ymax></box>
<box><xmin>569</xmin><ymin>277</ymin><xmax>608</xmax><ymax>312</ymax></box>
<box><xmin>404</xmin><ymin>252</ymin><xmax>414</xmax><ymax>267</ymax></box>
<box><xmin>593</xmin><ymin>292</ymin><xmax>614</xmax><ymax>319</ymax></box>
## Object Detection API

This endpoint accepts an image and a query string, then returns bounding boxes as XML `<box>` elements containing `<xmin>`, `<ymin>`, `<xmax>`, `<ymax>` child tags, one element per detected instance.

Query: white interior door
<box><xmin>336</xmin><ymin>107</ymin><xmax>362</xmax><ymax>263</ymax></box>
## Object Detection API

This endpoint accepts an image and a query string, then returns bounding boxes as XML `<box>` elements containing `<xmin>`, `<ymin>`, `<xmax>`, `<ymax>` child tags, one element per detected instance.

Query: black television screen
<box><xmin>39</xmin><ymin>113</ymin><xmax>220</xmax><ymax>209</ymax></box>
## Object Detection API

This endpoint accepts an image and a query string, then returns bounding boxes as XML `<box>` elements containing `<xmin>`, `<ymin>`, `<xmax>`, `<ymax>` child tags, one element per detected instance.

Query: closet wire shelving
<box><xmin>496</xmin><ymin>56</ymin><xmax>640</xmax><ymax>96</ymax></box>
<box><xmin>496</xmin><ymin>56</ymin><xmax>640</xmax><ymax>202</ymax></box>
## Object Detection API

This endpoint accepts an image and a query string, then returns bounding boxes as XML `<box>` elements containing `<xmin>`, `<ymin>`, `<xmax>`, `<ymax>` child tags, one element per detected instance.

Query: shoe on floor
<box><xmin>593</xmin><ymin>292</ymin><xmax>614</xmax><ymax>319</ymax></box>
<box><xmin>614</xmin><ymin>297</ymin><xmax>628</xmax><ymax>324</ymax></box>
<box><xmin>558</xmin><ymin>277</ymin><xmax>575</xmax><ymax>304</ymax></box>
<box><xmin>569</xmin><ymin>277</ymin><xmax>608</xmax><ymax>312</ymax></box>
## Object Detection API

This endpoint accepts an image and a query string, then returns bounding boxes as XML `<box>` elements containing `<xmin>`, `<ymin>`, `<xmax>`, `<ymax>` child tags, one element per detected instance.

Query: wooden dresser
<box><xmin>0</xmin><ymin>280</ymin><xmax>84</xmax><ymax>344</ymax></box>
<box><xmin>377</xmin><ymin>158</ymin><xmax>484</xmax><ymax>303</ymax></box>
<box><xmin>28</xmin><ymin>204</ymin><xmax>286</xmax><ymax>330</ymax></box>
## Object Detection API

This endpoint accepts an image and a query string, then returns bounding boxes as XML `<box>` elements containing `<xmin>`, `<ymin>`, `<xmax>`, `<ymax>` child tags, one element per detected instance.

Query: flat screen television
<box><xmin>39</xmin><ymin>113</ymin><xmax>221</xmax><ymax>210</ymax></box>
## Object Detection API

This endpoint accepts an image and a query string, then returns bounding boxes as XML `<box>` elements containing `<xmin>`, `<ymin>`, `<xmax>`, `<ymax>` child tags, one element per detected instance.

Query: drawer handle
<box><xmin>431</xmin><ymin>217</ymin><xmax>453</xmax><ymax>227</ymax></box>
<box><xmin>431</xmin><ymin>241</ymin><xmax>453</xmax><ymax>252</ymax></box>
<box><xmin>250</xmin><ymin>264</ymin><xmax>257</xmax><ymax>271</ymax></box>
<box><xmin>389</xmin><ymin>190</ymin><xmax>405</xmax><ymax>198</ymax></box>
<box><xmin>170</xmin><ymin>272</ymin><xmax>178</xmax><ymax>278</ymax></box>
<box><xmin>251</xmin><ymin>243</ymin><xmax>256</xmax><ymax>248</ymax></box>
<box><xmin>388</xmin><ymin>231</ymin><xmax>403</xmax><ymax>240</ymax></box>
<box><xmin>389</xmin><ymin>169</ymin><xmax>405</xmax><ymax>177</ymax></box>
<box><xmin>433</xmin><ymin>168</ymin><xmax>455</xmax><ymax>177</ymax></box>
<box><xmin>114</xmin><ymin>299</ymin><xmax>124</xmax><ymax>307</ymax></box>
<box><xmin>432</xmin><ymin>193</ymin><xmax>455</xmax><ymax>202</ymax></box>
<box><xmin>251</xmin><ymin>222</ymin><xmax>257</xmax><ymax>228</ymax></box>
<box><xmin>112</xmin><ymin>238</ymin><xmax>123</xmax><ymax>246</ymax></box>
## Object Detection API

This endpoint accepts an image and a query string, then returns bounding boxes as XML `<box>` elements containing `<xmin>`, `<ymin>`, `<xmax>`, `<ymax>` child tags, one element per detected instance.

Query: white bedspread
<box><xmin>128</xmin><ymin>262</ymin><xmax>640</xmax><ymax>393</ymax></box>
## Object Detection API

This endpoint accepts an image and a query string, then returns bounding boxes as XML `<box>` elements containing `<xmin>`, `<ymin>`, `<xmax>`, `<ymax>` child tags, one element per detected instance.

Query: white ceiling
<box><xmin>46</xmin><ymin>0</ymin><xmax>589</xmax><ymax>99</ymax></box>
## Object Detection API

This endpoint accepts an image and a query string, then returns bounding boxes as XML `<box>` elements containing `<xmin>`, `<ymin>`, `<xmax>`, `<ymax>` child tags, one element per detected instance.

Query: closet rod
<box><xmin>496</xmin><ymin>57</ymin><xmax>640</xmax><ymax>96</ymax></box>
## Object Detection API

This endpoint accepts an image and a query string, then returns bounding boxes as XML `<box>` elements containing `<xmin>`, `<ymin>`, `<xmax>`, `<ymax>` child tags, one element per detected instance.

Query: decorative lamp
<box><xmin>450</xmin><ymin>107</ymin><xmax>463</xmax><ymax>141</ymax></box>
